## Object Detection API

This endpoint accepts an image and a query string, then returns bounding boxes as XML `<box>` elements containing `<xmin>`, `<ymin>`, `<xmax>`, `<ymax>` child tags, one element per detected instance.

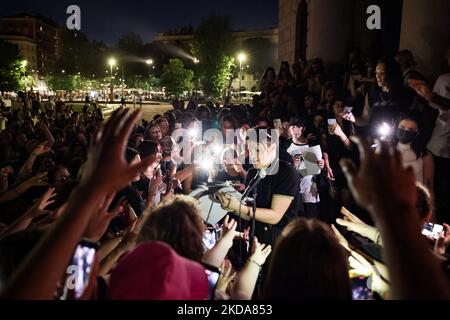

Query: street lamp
<box><xmin>21</xmin><ymin>60</ymin><xmax>28</xmax><ymax>90</ymax></box>
<box><xmin>237</xmin><ymin>53</ymin><xmax>247</xmax><ymax>99</ymax></box>
<box><xmin>145</xmin><ymin>59</ymin><xmax>154</xmax><ymax>78</ymax></box>
<box><xmin>107</xmin><ymin>57</ymin><xmax>117</xmax><ymax>102</ymax></box>
<box><xmin>193</xmin><ymin>58</ymin><xmax>199</xmax><ymax>64</ymax></box>
<box><xmin>108</xmin><ymin>57</ymin><xmax>117</xmax><ymax>73</ymax></box>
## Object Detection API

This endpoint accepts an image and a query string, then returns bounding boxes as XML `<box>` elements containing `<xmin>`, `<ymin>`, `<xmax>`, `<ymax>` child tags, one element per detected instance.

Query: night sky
<box><xmin>1</xmin><ymin>0</ymin><xmax>278</xmax><ymax>45</ymax></box>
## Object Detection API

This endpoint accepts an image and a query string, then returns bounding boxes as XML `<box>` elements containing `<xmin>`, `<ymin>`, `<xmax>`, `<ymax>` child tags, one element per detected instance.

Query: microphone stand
<box><xmin>249</xmin><ymin>184</ymin><xmax>257</xmax><ymax>253</ymax></box>
<box><xmin>239</xmin><ymin>170</ymin><xmax>265</xmax><ymax>261</ymax></box>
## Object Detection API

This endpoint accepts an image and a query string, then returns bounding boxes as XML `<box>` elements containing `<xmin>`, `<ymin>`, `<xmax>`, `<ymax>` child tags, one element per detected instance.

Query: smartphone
<box><xmin>201</xmin><ymin>263</ymin><xmax>221</xmax><ymax>300</ymax></box>
<box><xmin>328</xmin><ymin>119</ymin><xmax>337</xmax><ymax>126</ymax></box>
<box><xmin>422</xmin><ymin>222</ymin><xmax>444</xmax><ymax>240</ymax></box>
<box><xmin>202</xmin><ymin>228</ymin><xmax>217</xmax><ymax>251</ymax></box>
<box><xmin>344</xmin><ymin>106</ymin><xmax>353</xmax><ymax>114</ymax></box>
<box><xmin>60</xmin><ymin>239</ymin><xmax>98</xmax><ymax>300</ymax></box>
<box><xmin>351</xmin><ymin>276</ymin><xmax>372</xmax><ymax>300</ymax></box>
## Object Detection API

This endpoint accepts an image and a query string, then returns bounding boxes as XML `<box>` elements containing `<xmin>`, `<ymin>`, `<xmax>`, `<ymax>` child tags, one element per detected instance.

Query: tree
<box><xmin>192</xmin><ymin>14</ymin><xmax>236</xmax><ymax>97</ymax></box>
<box><xmin>127</xmin><ymin>75</ymin><xmax>160</xmax><ymax>91</ymax></box>
<box><xmin>44</xmin><ymin>74</ymin><xmax>92</xmax><ymax>92</ymax></box>
<box><xmin>117</xmin><ymin>32</ymin><xmax>144</xmax><ymax>53</ymax></box>
<box><xmin>0</xmin><ymin>40</ymin><xmax>26</xmax><ymax>92</ymax></box>
<box><xmin>160</xmin><ymin>59</ymin><xmax>193</xmax><ymax>96</ymax></box>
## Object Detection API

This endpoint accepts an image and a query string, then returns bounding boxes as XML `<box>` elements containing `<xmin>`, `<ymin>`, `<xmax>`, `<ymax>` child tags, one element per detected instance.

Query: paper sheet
<box><xmin>189</xmin><ymin>184</ymin><xmax>243</xmax><ymax>225</ymax></box>
<box><xmin>288</xmin><ymin>144</ymin><xmax>322</xmax><ymax>176</ymax></box>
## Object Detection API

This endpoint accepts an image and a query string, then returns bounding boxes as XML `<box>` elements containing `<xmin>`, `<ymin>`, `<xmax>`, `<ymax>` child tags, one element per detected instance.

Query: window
<box><xmin>241</xmin><ymin>75</ymin><xmax>245</xmax><ymax>80</ymax></box>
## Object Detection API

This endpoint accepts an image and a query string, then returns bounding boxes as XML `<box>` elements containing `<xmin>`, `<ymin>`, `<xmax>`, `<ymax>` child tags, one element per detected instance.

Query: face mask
<box><xmin>396</xmin><ymin>128</ymin><xmax>417</xmax><ymax>144</ymax></box>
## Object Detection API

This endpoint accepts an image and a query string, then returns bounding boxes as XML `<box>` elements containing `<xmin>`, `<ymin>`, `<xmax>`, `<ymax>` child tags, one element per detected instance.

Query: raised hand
<box><xmin>80</xmin><ymin>108</ymin><xmax>156</xmax><ymax>193</ymax></box>
<box><xmin>216</xmin><ymin>259</ymin><xmax>236</xmax><ymax>293</ymax></box>
<box><xmin>31</xmin><ymin>187</ymin><xmax>57</xmax><ymax>217</ymax></box>
<box><xmin>342</xmin><ymin>112</ymin><xmax>356</xmax><ymax>123</ymax></box>
<box><xmin>249</xmin><ymin>237</ymin><xmax>272</xmax><ymax>266</ymax></box>
<box><xmin>339</xmin><ymin>137</ymin><xmax>417</xmax><ymax>216</ymax></box>
<box><xmin>84</xmin><ymin>193</ymin><xmax>123</xmax><ymax>242</ymax></box>
<box><xmin>218</xmin><ymin>192</ymin><xmax>245</xmax><ymax>215</ymax></box>
<box><xmin>328</xmin><ymin>123</ymin><xmax>344</xmax><ymax>137</ymax></box>
<box><xmin>32</xmin><ymin>142</ymin><xmax>51</xmax><ymax>157</ymax></box>
<box><xmin>336</xmin><ymin>207</ymin><xmax>379</xmax><ymax>243</ymax></box>
<box><xmin>1</xmin><ymin>166</ymin><xmax>14</xmax><ymax>176</ymax></box>
<box><xmin>24</xmin><ymin>172</ymin><xmax>48</xmax><ymax>187</ymax></box>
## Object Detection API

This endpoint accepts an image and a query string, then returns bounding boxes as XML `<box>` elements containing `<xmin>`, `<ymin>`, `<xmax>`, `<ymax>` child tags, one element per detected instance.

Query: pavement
<box><xmin>71</xmin><ymin>101</ymin><xmax>174</xmax><ymax>120</ymax></box>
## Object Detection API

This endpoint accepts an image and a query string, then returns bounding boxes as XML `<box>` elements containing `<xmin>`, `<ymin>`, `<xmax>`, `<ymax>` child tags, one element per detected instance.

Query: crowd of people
<box><xmin>0</xmin><ymin>46</ymin><xmax>449</xmax><ymax>300</ymax></box>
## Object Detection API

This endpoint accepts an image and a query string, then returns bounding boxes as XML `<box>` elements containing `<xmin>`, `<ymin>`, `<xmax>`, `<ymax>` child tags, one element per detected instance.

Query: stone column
<box><xmin>399</xmin><ymin>0</ymin><xmax>450</xmax><ymax>81</ymax></box>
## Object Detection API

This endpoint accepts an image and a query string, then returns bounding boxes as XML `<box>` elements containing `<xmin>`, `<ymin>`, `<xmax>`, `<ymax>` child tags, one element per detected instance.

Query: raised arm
<box><xmin>1</xmin><ymin>108</ymin><xmax>154</xmax><ymax>299</ymax></box>
<box><xmin>340</xmin><ymin>137</ymin><xmax>450</xmax><ymax>299</ymax></box>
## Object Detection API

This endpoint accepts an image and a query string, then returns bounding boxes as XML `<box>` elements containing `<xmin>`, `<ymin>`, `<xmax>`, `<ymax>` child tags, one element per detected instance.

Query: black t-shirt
<box><xmin>367</xmin><ymin>86</ymin><xmax>410</xmax><ymax>136</ymax></box>
<box><xmin>113</xmin><ymin>184</ymin><xmax>146</xmax><ymax>217</ymax></box>
<box><xmin>245</xmin><ymin>160</ymin><xmax>300</xmax><ymax>245</ymax></box>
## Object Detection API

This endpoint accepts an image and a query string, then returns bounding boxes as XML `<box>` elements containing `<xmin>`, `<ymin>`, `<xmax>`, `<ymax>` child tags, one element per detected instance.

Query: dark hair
<box><xmin>397</xmin><ymin>112</ymin><xmax>425</xmax><ymax>158</ymax></box>
<box><xmin>376</xmin><ymin>57</ymin><xmax>403</xmax><ymax>90</ymax></box>
<box><xmin>47</xmin><ymin>165</ymin><xmax>68</xmax><ymax>184</ymax></box>
<box><xmin>137</xmin><ymin>140</ymin><xmax>158</xmax><ymax>158</ymax></box>
<box><xmin>125</xmin><ymin>147</ymin><xmax>140</xmax><ymax>164</ymax></box>
<box><xmin>66</xmin><ymin>157</ymin><xmax>84</xmax><ymax>178</ymax></box>
<box><xmin>262</xmin><ymin>67</ymin><xmax>276</xmax><ymax>79</ymax></box>
<box><xmin>220</xmin><ymin>115</ymin><xmax>235</xmax><ymax>129</ymax></box>
<box><xmin>194</xmin><ymin>105</ymin><xmax>211</xmax><ymax>120</ymax></box>
<box><xmin>264</xmin><ymin>218</ymin><xmax>351</xmax><ymax>300</ymax></box>
<box><xmin>277</xmin><ymin>62</ymin><xmax>294</xmax><ymax>81</ymax></box>
<box><xmin>137</xmin><ymin>196</ymin><xmax>205</xmax><ymax>262</ymax></box>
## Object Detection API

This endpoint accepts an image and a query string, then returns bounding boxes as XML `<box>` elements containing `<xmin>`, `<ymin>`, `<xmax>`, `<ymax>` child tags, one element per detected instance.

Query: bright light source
<box><xmin>377</xmin><ymin>122</ymin><xmax>391</xmax><ymax>137</ymax></box>
<box><xmin>200</xmin><ymin>159</ymin><xmax>213</xmax><ymax>170</ymax></box>
<box><xmin>188</xmin><ymin>128</ymin><xmax>197</xmax><ymax>137</ymax></box>
<box><xmin>146</xmin><ymin>59</ymin><xmax>153</xmax><ymax>65</ymax></box>
<box><xmin>212</xmin><ymin>144</ymin><xmax>223</xmax><ymax>155</ymax></box>
<box><xmin>193</xmin><ymin>58</ymin><xmax>200</xmax><ymax>64</ymax></box>
<box><xmin>62</xmin><ymin>69</ymin><xmax>65</xmax><ymax>73</ymax></box>
<box><xmin>108</xmin><ymin>57</ymin><xmax>117</xmax><ymax>67</ymax></box>
<box><xmin>21</xmin><ymin>60</ymin><xmax>28</xmax><ymax>67</ymax></box>
<box><xmin>237</xmin><ymin>53</ymin><xmax>247</xmax><ymax>63</ymax></box>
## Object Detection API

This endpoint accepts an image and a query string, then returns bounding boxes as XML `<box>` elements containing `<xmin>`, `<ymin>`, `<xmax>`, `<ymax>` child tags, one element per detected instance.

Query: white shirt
<box><xmin>397</xmin><ymin>143</ymin><xmax>424</xmax><ymax>183</ymax></box>
<box><xmin>287</xmin><ymin>141</ymin><xmax>320</xmax><ymax>203</ymax></box>
<box><xmin>427</xmin><ymin>73</ymin><xmax>450</xmax><ymax>158</ymax></box>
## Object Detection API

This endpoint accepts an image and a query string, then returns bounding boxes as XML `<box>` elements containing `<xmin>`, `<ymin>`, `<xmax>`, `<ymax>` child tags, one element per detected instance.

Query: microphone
<box><xmin>241</xmin><ymin>168</ymin><xmax>267</xmax><ymax>200</ymax></box>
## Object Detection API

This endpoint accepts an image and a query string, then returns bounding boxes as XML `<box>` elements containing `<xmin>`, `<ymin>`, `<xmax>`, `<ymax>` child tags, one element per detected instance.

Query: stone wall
<box><xmin>399</xmin><ymin>0</ymin><xmax>450</xmax><ymax>81</ymax></box>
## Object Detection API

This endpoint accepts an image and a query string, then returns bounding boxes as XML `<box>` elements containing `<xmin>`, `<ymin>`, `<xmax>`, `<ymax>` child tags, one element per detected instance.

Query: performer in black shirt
<box><xmin>218</xmin><ymin>130</ymin><xmax>301</xmax><ymax>246</ymax></box>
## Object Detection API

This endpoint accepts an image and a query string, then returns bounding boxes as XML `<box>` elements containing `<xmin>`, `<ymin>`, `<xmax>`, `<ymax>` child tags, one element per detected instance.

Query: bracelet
<box><xmin>250</xmin><ymin>259</ymin><xmax>262</xmax><ymax>268</ymax></box>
